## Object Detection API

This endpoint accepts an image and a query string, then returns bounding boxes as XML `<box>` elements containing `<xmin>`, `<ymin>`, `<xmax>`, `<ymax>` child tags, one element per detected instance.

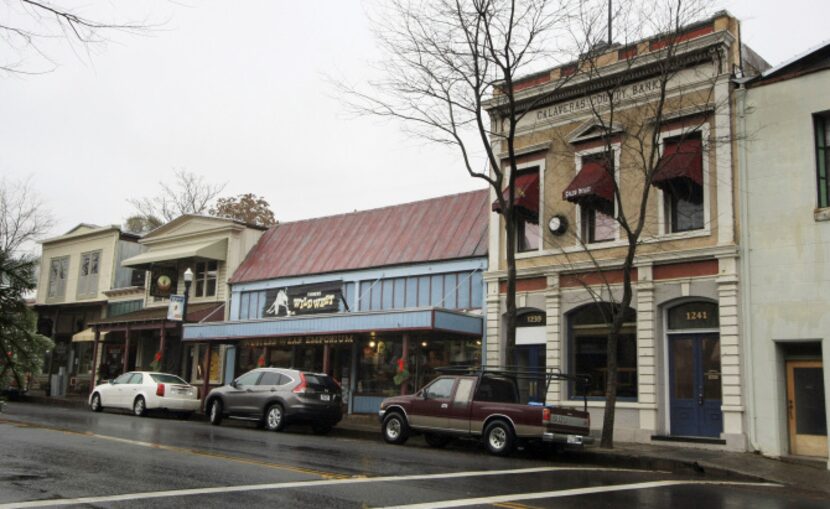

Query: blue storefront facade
<box><xmin>182</xmin><ymin>190</ymin><xmax>489</xmax><ymax>413</ymax></box>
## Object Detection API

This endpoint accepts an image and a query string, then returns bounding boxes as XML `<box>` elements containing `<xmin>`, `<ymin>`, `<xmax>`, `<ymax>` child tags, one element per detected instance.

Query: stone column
<box><xmin>717</xmin><ymin>255</ymin><xmax>745</xmax><ymax>450</ymax></box>
<box><xmin>636</xmin><ymin>263</ymin><xmax>658</xmax><ymax>440</ymax></box>
<box><xmin>485</xmin><ymin>278</ymin><xmax>502</xmax><ymax>367</ymax></box>
<box><xmin>544</xmin><ymin>272</ymin><xmax>562</xmax><ymax>403</ymax></box>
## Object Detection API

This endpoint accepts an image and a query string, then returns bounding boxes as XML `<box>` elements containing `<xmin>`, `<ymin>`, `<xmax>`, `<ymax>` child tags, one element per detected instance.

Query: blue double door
<box><xmin>669</xmin><ymin>334</ymin><xmax>723</xmax><ymax>437</ymax></box>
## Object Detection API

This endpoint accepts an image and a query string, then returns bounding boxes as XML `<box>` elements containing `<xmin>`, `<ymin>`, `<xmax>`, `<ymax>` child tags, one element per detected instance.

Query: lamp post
<box><xmin>182</xmin><ymin>268</ymin><xmax>194</xmax><ymax>322</ymax></box>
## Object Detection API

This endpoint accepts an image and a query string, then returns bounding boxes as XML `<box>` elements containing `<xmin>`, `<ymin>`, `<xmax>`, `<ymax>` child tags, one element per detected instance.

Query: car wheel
<box><xmin>424</xmin><ymin>433</ymin><xmax>451</xmax><ymax>448</ymax></box>
<box><xmin>483</xmin><ymin>420</ymin><xmax>515</xmax><ymax>456</ymax></box>
<box><xmin>265</xmin><ymin>403</ymin><xmax>285</xmax><ymax>432</ymax></box>
<box><xmin>133</xmin><ymin>396</ymin><xmax>147</xmax><ymax>417</ymax></box>
<box><xmin>90</xmin><ymin>393</ymin><xmax>103</xmax><ymax>412</ymax></box>
<box><xmin>382</xmin><ymin>411</ymin><xmax>409</xmax><ymax>445</ymax></box>
<box><xmin>208</xmin><ymin>399</ymin><xmax>223</xmax><ymax>426</ymax></box>
<box><xmin>311</xmin><ymin>423</ymin><xmax>332</xmax><ymax>435</ymax></box>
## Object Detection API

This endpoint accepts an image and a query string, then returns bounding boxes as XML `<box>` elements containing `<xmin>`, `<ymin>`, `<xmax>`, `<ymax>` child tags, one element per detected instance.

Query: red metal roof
<box><xmin>231</xmin><ymin>189</ymin><xmax>490</xmax><ymax>283</ymax></box>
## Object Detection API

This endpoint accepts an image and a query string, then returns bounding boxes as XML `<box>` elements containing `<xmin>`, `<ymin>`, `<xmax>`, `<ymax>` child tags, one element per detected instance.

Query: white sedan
<box><xmin>89</xmin><ymin>371</ymin><xmax>200</xmax><ymax>418</ymax></box>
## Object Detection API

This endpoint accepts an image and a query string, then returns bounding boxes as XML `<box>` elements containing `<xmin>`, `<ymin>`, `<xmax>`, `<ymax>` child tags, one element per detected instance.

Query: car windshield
<box><xmin>303</xmin><ymin>373</ymin><xmax>339</xmax><ymax>392</ymax></box>
<box><xmin>150</xmin><ymin>374</ymin><xmax>188</xmax><ymax>385</ymax></box>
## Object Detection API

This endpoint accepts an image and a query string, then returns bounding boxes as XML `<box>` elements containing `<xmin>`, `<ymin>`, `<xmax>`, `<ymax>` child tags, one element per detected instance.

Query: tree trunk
<box><xmin>503</xmin><ymin>206</ymin><xmax>517</xmax><ymax>365</ymax></box>
<box><xmin>600</xmin><ymin>241</ymin><xmax>638</xmax><ymax>448</ymax></box>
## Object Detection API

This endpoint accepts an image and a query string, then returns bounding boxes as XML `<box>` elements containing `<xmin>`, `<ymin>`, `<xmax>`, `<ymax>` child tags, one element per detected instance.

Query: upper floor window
<box><xmin>194</xmin><ymin>261</ymin><xmax>218</xmax><ymax>297</ymax></box>
<box><xmin>492</xmin><ymin>168</ymin><xmax>541</xmax><ymax>253</ymax></box>
<box><xmin>815</xmin><ymin>113</ymin><xmax>830</xmax><ymax>209</ymax></box>
<box><xmin>564</xmin><ymin>152</ymin><xmax>616</xmax><ymax>244</ymax></box>
<box><xmin>130</xmin><ymin>269</ymin><xmax>146</xmax><ymax>288</ymax></box>
<box><xmin>582</xmin><ymin>197</ymin><xmax>615</xmax><ymax>242</ymax></box>
<box><xmin>76</xmin><ymin>250</ymin><xmax>101</xmax><ymax>298</ymax></box>
<box><xmin>654</xmin><ymin>134</ymin><xmax>705</xmax><ymax>233</ymax></box>
<box><xmin>47</xmin><ymin>256</ymin><xmax>69</xmax><ymax>299</ymax></box>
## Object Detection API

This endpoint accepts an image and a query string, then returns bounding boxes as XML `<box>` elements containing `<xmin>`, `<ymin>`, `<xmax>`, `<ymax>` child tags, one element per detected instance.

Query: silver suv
<box><xmin>205</xmin><ymin>368</ymin><xmax>342</xmax><ymax>434</ymax></box>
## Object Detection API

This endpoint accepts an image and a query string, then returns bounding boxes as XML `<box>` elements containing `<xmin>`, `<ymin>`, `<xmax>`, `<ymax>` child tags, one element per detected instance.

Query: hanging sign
<box><xmin>262</xmin><ymin>281</ymin><xmax>343</xmax><ymax>317</ymax></box>
<box><xmin>167</xmin><ymin>294</ymin><xmax>185</xmax><ymax>321</ymax></box>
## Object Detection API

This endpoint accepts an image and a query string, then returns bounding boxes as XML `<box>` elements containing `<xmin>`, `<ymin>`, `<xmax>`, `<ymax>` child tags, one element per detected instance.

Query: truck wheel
<box><xmin>382</xmin><ymin>411</ymin><xmax>409</xmax><ymax>445</ymax></box>
<box><xmin>483</xmin><ymin>420</ymin><xmax>515</xmax><ymax>456</ymax></box>
<box><xmin>424</xmin><ymin>433</ymin><xmax>451</xmax><ymax>448</ymax></box>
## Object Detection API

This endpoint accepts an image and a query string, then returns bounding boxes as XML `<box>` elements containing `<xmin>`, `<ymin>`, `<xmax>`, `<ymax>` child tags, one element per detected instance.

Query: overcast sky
<box><xmin>1</xmin><ymin>0</ymin><xmax>825</xmax><ymax>244</ymax></box>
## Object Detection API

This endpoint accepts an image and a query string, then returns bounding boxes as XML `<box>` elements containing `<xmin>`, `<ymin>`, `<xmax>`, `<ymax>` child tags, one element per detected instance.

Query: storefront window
<box><xmin>186</xmin><ymin>344</ymin><xmax>226</xmax><ymax>385</ymax></box>
<box><xmin>357</xmin><ymin>337</ymin><xmax>404</xmax><ymax>397</ymax></box>
<box><xmin>355</xmin><ymin>336</ymin><xmax>481</xmax><ymax>397</ymax></box>
<box><xmin>569</xmin><ymin>303</ymin><xmax>637</xmax><ymax>399</ymax></box>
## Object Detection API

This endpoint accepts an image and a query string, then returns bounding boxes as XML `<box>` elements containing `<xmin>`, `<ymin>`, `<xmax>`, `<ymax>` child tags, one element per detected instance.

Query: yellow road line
<box><xmin>494</xmin><ymin>502</ymin><xmax>543</xmax><ymax>509</ymax></box>
<box><xmin>0</xmin><ymin>417</ymin><xmax>348</xmax><ymax>479</ymax></box>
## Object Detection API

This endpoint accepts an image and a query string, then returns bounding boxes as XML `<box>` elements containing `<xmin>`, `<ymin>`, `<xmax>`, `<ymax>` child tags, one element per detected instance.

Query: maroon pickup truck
<box><xmin>378</xmin><ymin>368</ymin><xmax>593</xmax><ymax>456</ymax></box>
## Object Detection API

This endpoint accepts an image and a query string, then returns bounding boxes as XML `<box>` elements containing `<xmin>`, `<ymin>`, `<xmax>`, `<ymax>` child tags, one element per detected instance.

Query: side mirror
<box><xmin>108</xmin><ymin>379</ymin><xmax>114</xmax><ymax>384</ymax></box>
<box><xmin>420</xmin><ymin>391</ymin><xmax>429</xmax><ymax>400</ymax></box>
<box><xmin>230</xmin><ymin>380</ymin><xmax>238</xmax><ymax>388</ymax></box>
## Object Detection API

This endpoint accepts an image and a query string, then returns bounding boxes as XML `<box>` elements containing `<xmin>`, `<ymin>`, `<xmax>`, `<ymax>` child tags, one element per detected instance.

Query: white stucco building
<box><xmin>739</xmin><ymin>42</ymin><xmax>830</xmax><ymax>467</ymax></box>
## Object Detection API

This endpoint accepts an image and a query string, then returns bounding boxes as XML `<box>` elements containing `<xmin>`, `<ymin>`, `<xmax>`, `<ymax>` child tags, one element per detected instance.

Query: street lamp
<box><xmin>183</xmin><ymin>267</ymin><xmax>194</xmax><ymax>323</ymax></box>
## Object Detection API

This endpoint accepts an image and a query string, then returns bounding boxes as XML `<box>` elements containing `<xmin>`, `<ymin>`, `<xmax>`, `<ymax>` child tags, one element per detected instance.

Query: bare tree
<box><xmin>126</xmin><ymin>169</ymin><xmax>226</xmax><ymax>233</ymax></box>
<box><xmin>342</xmin><ymin>0</ymin><xmax>579</xmax><ymax>354</ymax></box>
<box><xmin>1</xmin><ymin>0</ymin><xmax>153</xmax><ymax>75</ymax></box>
<box><xmin>210</xmin><ymin>193</ymin><xmax>277</xmax><ymax>227</ymax></box>
<box><xmin>0</xmin><ymin>177</ymin><xmax>54</xmax><ymax>255</ymax></box>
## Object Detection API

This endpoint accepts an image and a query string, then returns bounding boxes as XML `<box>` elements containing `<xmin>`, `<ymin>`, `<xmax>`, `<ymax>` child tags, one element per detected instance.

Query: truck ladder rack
<box><xmin>434</xmin><ymin>365</ymin><xmax>591</xmax><ymax>412</ymax></box>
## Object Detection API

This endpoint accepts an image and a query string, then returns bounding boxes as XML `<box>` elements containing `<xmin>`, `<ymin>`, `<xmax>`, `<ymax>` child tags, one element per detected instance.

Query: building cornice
<box><xmin>485</xmin><ymin>31</ymin><xmax>735</xmax><ymax>116</ymax></box>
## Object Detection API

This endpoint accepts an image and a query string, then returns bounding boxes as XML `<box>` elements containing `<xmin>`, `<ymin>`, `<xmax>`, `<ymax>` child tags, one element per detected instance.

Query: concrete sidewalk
<box><xmin>10</xmin><ymin>395</ymin><xmax>830</xmax><ymax>497</ymax></box>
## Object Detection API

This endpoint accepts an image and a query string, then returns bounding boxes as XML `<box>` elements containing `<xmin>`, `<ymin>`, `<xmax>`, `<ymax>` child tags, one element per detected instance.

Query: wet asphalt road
<box><xmin>0</xmin><ymin>403</ymin><xmax>827</xmax><ymax>508</ymax></box>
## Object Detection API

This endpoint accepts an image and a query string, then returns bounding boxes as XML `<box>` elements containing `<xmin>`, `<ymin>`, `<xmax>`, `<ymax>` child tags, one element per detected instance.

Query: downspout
<box><xmin>735</xmin><ymin>78</ymin><xmax>760</xmax><ymax>452</ymax></box>
<box><xmin>481</xmin><ymin>272</ymin><xmax>488</xmax><ymax>366</ymax></box>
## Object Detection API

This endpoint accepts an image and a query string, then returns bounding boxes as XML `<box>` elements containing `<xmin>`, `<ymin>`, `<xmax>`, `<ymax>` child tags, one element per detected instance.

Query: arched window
<box><xmin>569</xmin><ymin>302</ymin><xmax>637</xmax><ymax>399</ymax></box>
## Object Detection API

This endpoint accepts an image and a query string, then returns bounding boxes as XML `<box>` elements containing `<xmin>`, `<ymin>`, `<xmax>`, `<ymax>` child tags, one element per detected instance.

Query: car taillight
<box><xmin>293</xmin><ymin>372</ymin><xmax>307</xmax><ymax>394</ymax></box>
<box><xmin>156</xmin><ymin>383</ymin><xmax>165</xmax><ymax>397</ymax></box>
<box><xmin>542</xmin><ymin>407</ymin><xmax>551</xmax><ymax>423</ymax></box>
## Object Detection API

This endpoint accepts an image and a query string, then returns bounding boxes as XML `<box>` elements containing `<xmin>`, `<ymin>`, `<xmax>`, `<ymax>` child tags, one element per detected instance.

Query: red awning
<box><xmin>562</xmin><ymin>160</ymin><xmax>614</xmax><ymax>204</ymax></box>
<box><xmin>653</xmin><ymin>138</ymin><xmax>703</xmax><ymax>190</ymax></box>
<box><xmin>492</xmin><ymin>171</ymin><xmax>539</xmax><ymax>214</ymax></box>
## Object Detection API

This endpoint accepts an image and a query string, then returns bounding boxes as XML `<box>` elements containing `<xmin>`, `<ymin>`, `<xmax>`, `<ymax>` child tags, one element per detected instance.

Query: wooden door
<box><xmin>787</xmin><ymin>360</ymin><xmax>828</xmax><ymax>458</ymax></box>
<box><xmin>669</xmin><ymin>334</ymin><xmax>723</xmax><ymax>437</ymax></box>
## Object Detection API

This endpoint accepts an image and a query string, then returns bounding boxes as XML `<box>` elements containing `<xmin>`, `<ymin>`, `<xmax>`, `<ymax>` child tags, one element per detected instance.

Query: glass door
<box><xmin>787</xmin><ymin>360</ymin><xmax>828</xmax><ymax>458</ymax></box>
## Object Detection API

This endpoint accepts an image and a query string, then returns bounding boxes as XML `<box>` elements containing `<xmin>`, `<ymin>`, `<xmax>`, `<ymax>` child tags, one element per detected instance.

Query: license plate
<box><xmin>566</xmin><ymin>435</ymin><xmax>582</xmax><ymax>445</ymax></box>
<box><xmin>320</xmin><ymin>394</ymin><xmax>331</xmax><ymax>401</ymax></box>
